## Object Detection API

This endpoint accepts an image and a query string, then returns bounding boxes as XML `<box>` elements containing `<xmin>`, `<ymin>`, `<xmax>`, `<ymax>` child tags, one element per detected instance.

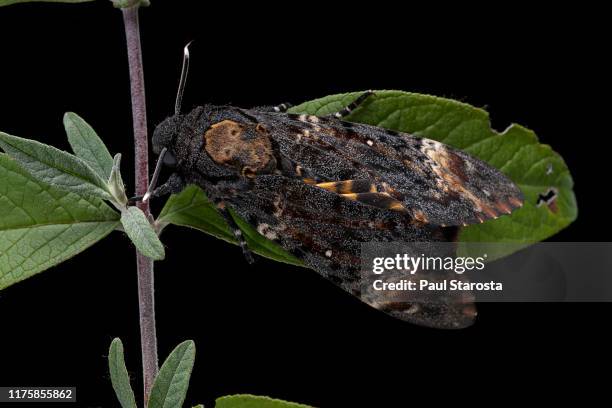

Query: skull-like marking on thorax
<box><xmin>204</xmin><ymin>120</ymin><xmax>276</xmax><ymax>177</ymax></box>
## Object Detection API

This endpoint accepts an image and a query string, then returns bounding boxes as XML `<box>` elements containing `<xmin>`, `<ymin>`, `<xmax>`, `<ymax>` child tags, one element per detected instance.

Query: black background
<box><xmin>0</xmin><ymin>2</ymin><xmax>609</xmax><ymax>407</ymax></box>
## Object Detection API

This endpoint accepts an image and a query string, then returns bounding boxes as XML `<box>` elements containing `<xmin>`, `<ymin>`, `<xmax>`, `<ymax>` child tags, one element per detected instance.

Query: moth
<box><xmin>144</xmin><ymin>46</ymin><xmax>523</xmax><ymax>329</ymax></box>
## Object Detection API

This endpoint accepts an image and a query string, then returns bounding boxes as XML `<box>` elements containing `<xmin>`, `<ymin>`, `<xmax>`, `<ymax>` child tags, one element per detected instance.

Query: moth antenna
<box><xmin>174</xmin><ymin>40</ymin><xmax>193</xmax><ymax>115</ymax></box>
<box><xmin>143</xmin><ymin>147</ymin><xmax>167</xmax><ymax>203</ymax></box>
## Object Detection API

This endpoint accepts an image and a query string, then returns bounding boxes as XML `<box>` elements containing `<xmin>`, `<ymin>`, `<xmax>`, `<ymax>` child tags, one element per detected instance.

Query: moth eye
<box><xmin>163</xmin><ymin>150</ymin><xmax>178</xmax><ymax>167</ymax></box>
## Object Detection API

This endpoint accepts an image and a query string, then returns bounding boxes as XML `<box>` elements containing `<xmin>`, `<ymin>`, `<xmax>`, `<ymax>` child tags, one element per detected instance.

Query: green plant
<box><xmin>0</xmin><ymin>0</ymin><xmax>576</xmax><ymax>407</ymax></box>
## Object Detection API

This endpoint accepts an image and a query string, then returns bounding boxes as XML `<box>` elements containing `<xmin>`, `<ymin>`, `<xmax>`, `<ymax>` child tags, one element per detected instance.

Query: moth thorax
<box><xmin>203</xmin><ymin>119</ymin><xmax>276</xmax><ymax>177</ymax></box>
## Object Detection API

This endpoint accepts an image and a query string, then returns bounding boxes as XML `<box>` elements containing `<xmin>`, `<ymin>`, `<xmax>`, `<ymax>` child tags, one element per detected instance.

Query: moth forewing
<box><xmin>151</xmin><ymin>94</ymin><xmax>523</xmax><ymax>329</ymax></box>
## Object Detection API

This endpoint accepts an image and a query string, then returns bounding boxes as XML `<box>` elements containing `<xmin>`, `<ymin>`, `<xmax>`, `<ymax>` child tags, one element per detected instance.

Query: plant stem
<box><xmin>121</xmin><ymin>5</ymin><xmax>158</xmax><ymax>405</ymax></box>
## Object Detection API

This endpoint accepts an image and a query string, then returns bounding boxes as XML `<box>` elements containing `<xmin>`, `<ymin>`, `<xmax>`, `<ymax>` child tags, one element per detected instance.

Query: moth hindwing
<box><xmin>151</xmin><ymin>92</ymin><xmax>523</xmax><ymax>329</ymax></box>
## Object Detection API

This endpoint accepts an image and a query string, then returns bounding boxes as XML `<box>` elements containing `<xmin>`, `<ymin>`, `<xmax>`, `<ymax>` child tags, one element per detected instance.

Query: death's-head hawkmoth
<box><xmin>145</xmin><ymin>47</ymin><xmax>523</xmax><ymax>329</ymax></box>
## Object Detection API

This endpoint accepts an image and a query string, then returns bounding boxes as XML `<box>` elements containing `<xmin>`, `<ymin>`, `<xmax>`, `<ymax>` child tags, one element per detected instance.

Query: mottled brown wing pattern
<box><xmin>225</xmin><ymin>175</ymin><xmax>475</xmax><ymax>329</ymax></box>
<box><xmin>252</xmin><ymin>110</ymin><xmax>523</xmax><ymax>227</ymax></box>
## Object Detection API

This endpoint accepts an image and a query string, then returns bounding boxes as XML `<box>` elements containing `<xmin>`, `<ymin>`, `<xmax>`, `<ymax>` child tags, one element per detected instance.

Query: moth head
<box><xmin>152</xmin><ymin>115</ymin><xmax>182</xmax><ymax>168</ymax></box>
<box><xmin>137</xmin><ymin>42</ymin><xmax>194</xmax><ymax>203</ymax></box>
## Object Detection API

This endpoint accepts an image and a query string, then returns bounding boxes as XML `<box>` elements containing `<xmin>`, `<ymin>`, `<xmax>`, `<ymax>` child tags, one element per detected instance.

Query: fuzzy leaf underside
<box><xmin>148</xmin><ymin>340</ymin><xmax>196</xmax><ymax>408</ymax></box>
<box><xmin>0</xmin><ymin>131</ymin><xmax>111</xmax><ymax>200</ymax></box>
<box><xmin>0</xmin><ymin>154</ymin><xmax>119</xmax><ymax>290</ymax></box>
<box><xmin>215</xmin><ymin>394</ymin><xmax>312</xmax><ymax>408</ymax></box>
<box><xmin>121</xmin><ymin>206</ymin><xmax>165</xmax><ymax>261</ymax></box>
<box><xmin>64</xmin><ymin>112</ymin><xmax>114</xmax><ymax>180</ymax></box>
<box><xmin>159</xmin><ymin>90</ymin><xmax>576</xmax><ymax>262</ymax></box>
<box><xmin>108</xmin><ymin>338</ymin><xmax>137</xmax><ymax>408</ymax></box>
<box><xmin>108</xmin><ymin>153</ymin><xmax>128</xmax><ymax>207</ymax></box>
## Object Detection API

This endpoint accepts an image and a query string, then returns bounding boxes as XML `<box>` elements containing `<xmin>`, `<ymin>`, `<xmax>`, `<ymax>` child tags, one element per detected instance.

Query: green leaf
<box><xmin>0</xmin><ymin>153</ymin><xmax>119</xmax><ymax>290</ymax></box>
<box><xmin>157</xmin><ymin>185</ymin><xmax>303</xmax><ymax>266</ymax></box>
<box><xmin>108</xmin><ymin>154</ymin><xmax>128</xmax><ymax>208</ymax></box>
<box><xmin>0</xmin><ymin>0</ymin><xmax>94</xmax><ymax>6</ymax></box>
<box><xmin>108</xmin><ymin>338</ymin><xmax>137</xmax><ymax>408</ymax></box>
<box><xmin>215</xmin><ymin>395</ymin><xmax>312</xmax><ymax>408</ymax></box>
<box><xmin>290</xmin><ymin>91</ymin><xmax>577</xmax><ymax>258</ymax></box>
<box><xmin>63</xmin><ymin>112</ymin><xmax>113</xmax><ymax>180</ymax></box>
<box><xmin>148</xmin><ymin>340</ymin><xmax>196</xmax><ymax>408</ymax></box>
<box><xmin>0</xmin><ymin>131</ymin><xmax>112</xmax><ymax>200</ymax></box>
<box><xmin>157</xmin><ymin>185</ymin><xmax>236</xmax><ymax>244</ymax></box>
<box><xmin>120</xmin><ymin>206</ymin><xmax>165</xmax><ymax>261</ymax></box>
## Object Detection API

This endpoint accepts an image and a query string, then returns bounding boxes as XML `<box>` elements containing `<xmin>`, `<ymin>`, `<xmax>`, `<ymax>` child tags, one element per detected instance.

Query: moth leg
<box><xmin>149</xmin><ymin>172</ymin><xmax>185</xmax><ymax>198</ymax></box>
<box><xmin>129</xmin><ymin>173</ymin><xmax>184</xmax><ymax>203</ymax></box>
<box><xmin>328</xmin><ymin>90</ymin><xmax>374</xmax><ymax>119</ymax></box>
<box><xmin>216</xmin><ymin>201</ymin><xmax>255</xmax><ymax>265</ymax></box>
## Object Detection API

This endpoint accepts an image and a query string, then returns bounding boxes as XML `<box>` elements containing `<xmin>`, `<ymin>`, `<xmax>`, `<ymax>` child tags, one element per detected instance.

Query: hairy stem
<box><xmin>121</xmin><ymin>5</ymin><xmax>158</xmax><ymax>405</ymax></box>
